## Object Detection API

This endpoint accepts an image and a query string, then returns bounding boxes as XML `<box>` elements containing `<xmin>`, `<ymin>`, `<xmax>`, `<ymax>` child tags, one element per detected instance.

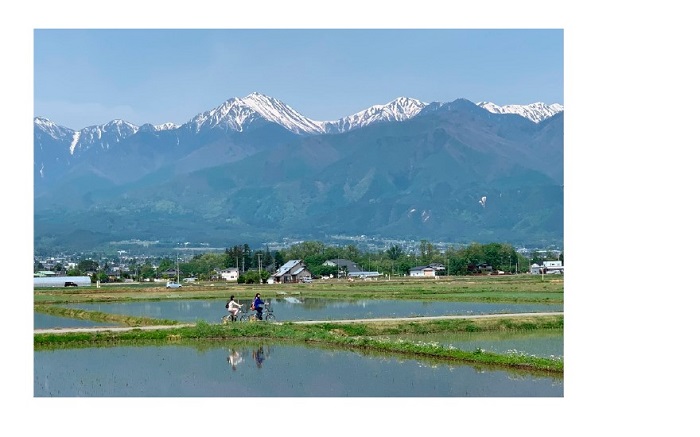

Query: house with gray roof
<box><xmin>322</xmin><ymin>258</ymin><xmax>360</xmax><ymax>277</ymax></box>
<box><xmin>272</xmin><ymin>259</ymin><xmax>312</xmax><ymax>283</ymax></box>
<box><xmin>409</xmin><ymin>265</ymin><xmax>436</xmax><ymax>277</ymax></box>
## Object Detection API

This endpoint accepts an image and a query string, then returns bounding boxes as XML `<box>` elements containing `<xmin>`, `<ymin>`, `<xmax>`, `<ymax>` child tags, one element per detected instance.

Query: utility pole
<box><xmin>258</xmin><ymin>253</ymin><xmax>262</xmax><ymax>283</ymax></box>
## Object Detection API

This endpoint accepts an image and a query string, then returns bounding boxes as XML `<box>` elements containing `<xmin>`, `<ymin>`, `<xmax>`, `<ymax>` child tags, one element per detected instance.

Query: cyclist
<box><xmin>226</xmin><ymin>295</ymin><xmax>242</xmax><ymax>320</ymax></box>
<box><xmin>252</xmin><ymin>293</ymin><xmax>264</xmax><ymax>320</ymax></box>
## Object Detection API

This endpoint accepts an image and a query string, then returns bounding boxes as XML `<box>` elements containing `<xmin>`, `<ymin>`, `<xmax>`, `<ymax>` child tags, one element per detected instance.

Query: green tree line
<box><xmin>38</xmin><ymin>240</ymin><xmax>562</xmax><ymax>283</ymax></box>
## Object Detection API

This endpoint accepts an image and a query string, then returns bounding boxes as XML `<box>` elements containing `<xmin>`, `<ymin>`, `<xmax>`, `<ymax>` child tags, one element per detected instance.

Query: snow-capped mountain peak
<box><xmin>68</xmin><ymin>119</ymin><xmax>140</xmax><ymax>154</ymax></box>
<box><xmin>477</xmin><ymin>102</ymin><xmax>563</xmax><ymax>123</ymax></box>
<box><xmin>323</xmin><ymin>97</ymin><xmax>427</xmax><ymax>133</ymax></box>
<box><xmin>34</xmin><ymin>117</ymin><xmax>74</xmax><ymax>141</ymax></box>
<box><xmin>34</xmin><ymin>95</ymin><xmax>565</xmax><ymax>149</ymax></box>
<box><xmin>185</xmin><ymin>93</ymin><xmax>430</xmax><ymax>136</ymax></box>
<box><xmin>187</xmin><ymin>92</ymin><xmax>326</xmax><ymax>135</ymax></box>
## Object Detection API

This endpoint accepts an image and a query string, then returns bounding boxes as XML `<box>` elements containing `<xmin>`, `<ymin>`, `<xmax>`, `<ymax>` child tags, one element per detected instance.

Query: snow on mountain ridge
<box><xmin>154</xmin><ymin>122</ymin><xmax>179</xmax><ymax>131</ymax></box>
<box><xmin>185</xmin><ymin>93</ymin><xmax>428</xmax><ymax>135</ymax></box>
<box><xmin>477</xmin><ymin>102</ymin><xmax>563</xmax><ymax>123</ymax></box>
<box><xmin>324</xmin><ymin>97</ymin><xmax>427</xmax><ymax>132</ymax></box>
<box><xmin>34</xmin><ymin>117</ymin><xmax>74</xmax><ymax>142</ymax></box>
<box><xmin>187</xmin><ymin>92</ymin><xmax>326</xmax><ymax>135</ymax></box>
<box><xmin>69</xmin><ymin>131</ymin><xmax>81</xmax><ymax>155</ymax></box>
<box><xmin>34</xmin><ymin>95</ymin><xmax>564</xmax><ymax>146</ymax></box>
<box><xmin>239</xmin><ymin>92</ymin><xmax>326</xmax><ymax>134</ymax></box>
<box><xmin>73</xmin><ymin>119</ymin><xmax>139</xmax><ymax>153</ymax></box>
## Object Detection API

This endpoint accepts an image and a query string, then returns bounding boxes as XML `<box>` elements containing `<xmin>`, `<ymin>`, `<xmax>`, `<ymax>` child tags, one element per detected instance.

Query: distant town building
<box><xmin>220</xmin><ymin>268</ymin><xmax>239</xmax><ymax>282</ymax></box>
<box><xmin>272</xmin><ymin>260</ymin><xmax>312</xmax><ymax>283</ymax></box>
<box><xmin>322</xmin><ymin>259</ymin><xmax>360</xmax><ymax>276</ymax></box>
<box><xmin>531</xmin><ymin>261</ymin><xmax>563</xmax><ymax>274</ymax></box>
<box><xmin>543</xmin><ymin>260</ymin><xmax>564</xmax><ymax>274</ymax></box>
<box><xmin>409</xmin><ymin>266</ymin><xmax>436</xmax><ymax>277</ymax></box>
<box><xmin>347</xmin><ymin>271</ymin><xmax>381</xmax><ymax>279</ymax></box>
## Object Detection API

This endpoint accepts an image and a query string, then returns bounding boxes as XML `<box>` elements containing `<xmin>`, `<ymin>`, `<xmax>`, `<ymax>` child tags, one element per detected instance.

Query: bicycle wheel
<box><xmin>221</xmin><ymin>315</ymin><xmax>231</xmax><ymax>324</ymax></box>
<box><xmin>265</xmin><ymin>313</ymin><xmax>275</xmax><ymax>322</ymax></box>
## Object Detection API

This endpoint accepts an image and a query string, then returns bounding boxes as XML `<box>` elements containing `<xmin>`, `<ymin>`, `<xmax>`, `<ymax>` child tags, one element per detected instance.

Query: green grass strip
<box><xmin>34</xmin><ymin>304</ymin><xmax>179</xmax><ymax>327</ymax></box>
<box><xmin>34</xmin><ymin>316</ymin><xmax>563</xmax><ymax>374</ymax></box>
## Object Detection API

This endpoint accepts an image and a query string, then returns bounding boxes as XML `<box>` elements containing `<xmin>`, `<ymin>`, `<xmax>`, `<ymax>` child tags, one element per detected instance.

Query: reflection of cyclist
<box><xmin>253</xmin><ymin>346</ymin><xmax>265</xmax><ymax>368</ymax></box>
<box><xmin>226</xmin><ymin>295</ymin><xmax>242</xmax><ymax>320</ymax></box>
<box><xmin>251</xmin><ymin>293</ymin><xmax>264</xmax><ymax>320</ymax></box>
<box><xmin>227</xmin><ymin>349</ymin><xmax>242</xmax><ymax>371</ymax></box>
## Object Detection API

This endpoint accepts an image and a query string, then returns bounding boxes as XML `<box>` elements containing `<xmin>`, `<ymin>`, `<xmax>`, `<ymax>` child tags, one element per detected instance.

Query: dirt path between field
<box><xmin>33</xmin><ymin>312</ymin><xmax>563</xmax><ymax>335</ymax></box>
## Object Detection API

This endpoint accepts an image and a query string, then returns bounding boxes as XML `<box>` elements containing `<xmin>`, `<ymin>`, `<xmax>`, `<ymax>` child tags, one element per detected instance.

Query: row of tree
<box><xmin>39</xmin><ymin>240</ymin><xmax>562</xmax><ymax>283</ymax></box>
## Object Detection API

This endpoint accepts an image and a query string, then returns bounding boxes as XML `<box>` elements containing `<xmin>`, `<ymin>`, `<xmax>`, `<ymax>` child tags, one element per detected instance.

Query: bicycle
<box><xmin>246</xmin><ymin>302</ymin><xmax>276</xmax><ymax>322</ymax></box>
<box><xmin>221</xmin><ymin>305</ymin><xmax>247</xmax><ymax>324</ymax></box>
<box><xmin>262</xmin><ymin>302</ymin><xmax>275</xmax><ymax>322</ymax></box>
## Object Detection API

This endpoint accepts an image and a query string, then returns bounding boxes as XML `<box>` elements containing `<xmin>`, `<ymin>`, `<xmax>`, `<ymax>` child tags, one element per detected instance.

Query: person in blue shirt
<box><xmin>252</xmin><ymin>293</ymin><xmax>264</xmax><ymax>320</ymax></box>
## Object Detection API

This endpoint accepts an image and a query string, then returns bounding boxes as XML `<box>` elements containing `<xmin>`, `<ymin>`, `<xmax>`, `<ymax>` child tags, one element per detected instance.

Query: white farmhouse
<box><xmin>221</xmin><ymin>268</ymin><xmax>239</xmax><ymax>282</ymax></box>
<box><xmin>409</xmin><ymin>266</ymin><xmax>436</xmax><ymax>277</ymax></box>
<box><xmin>543</xmin><ymin>260</ymin><xmax>564</xmax><ymax>274</ymax></box>
<box><xmin>531</xmin><ymin>261</ymin><xmax>563</xmax><ymax>274</ymax></box>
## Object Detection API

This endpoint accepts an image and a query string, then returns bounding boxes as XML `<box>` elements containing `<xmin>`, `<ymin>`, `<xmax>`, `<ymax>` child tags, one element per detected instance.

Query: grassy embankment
<box><xmin>34</xmin><ymin>314</ymin><xmax>563</xmax><ymax>374</ymax></box>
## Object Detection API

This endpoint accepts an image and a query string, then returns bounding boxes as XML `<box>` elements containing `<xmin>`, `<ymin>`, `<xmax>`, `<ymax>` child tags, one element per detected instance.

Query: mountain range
<box><xmin>34</xmin><ymin>93</ymin><xmax>564</xmax><ymax>253</ymax></box>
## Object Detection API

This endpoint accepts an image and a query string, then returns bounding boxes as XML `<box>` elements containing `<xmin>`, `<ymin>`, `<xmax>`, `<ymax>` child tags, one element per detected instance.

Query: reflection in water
<box><xmin>253</xmin><ymin>346</ymin><xmax>265</xmax><ymax>368</ymax></box>
<box><xmin>227</xmin><ymin>349</ymin><xmax>243</xmax><ymax>371</ymax></box>
<box><xmin>227</xmin><ymin>345</ymin><xmax>271</xmax><ymax>371</ymax></box>
<box><xmin>35</xmin><ymin>342</ymin><xmax>562</xmax><ymax>397</ymax></box>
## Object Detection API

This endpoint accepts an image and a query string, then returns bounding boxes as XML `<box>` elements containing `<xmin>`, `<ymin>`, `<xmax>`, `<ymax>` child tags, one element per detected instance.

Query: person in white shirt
<box><xmin>226</xmin><ymin>295</ymin><xmax>242</xmax><ymax>320</ymax></box>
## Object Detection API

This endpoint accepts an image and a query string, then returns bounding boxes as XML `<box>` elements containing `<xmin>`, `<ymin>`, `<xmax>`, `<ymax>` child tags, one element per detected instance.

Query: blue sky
<box><xmin>34</xmin><ymin>29</ymin><xmax>563</xmax><ymax>130</ymax></box>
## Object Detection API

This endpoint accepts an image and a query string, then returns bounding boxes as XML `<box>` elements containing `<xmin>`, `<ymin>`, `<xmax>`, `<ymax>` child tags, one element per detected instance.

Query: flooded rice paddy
<box><xmin>35</xmin><ymin>297</ymin><xmax>563</xmax><ymax>396</ymax></box>
<box><xmin>34</xmin><ymin>341</ymin><xmax>563</xmax><ymax>397</ymax></box>
<box><xmin>42</xmin><ymin>297</ymin><xmax>563</xmax><ymax>328</ymax></box>
<box><xmin>34</xmin><ymin>312</ymin><xmax>121</xmax><ymax>329</ymax></box>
